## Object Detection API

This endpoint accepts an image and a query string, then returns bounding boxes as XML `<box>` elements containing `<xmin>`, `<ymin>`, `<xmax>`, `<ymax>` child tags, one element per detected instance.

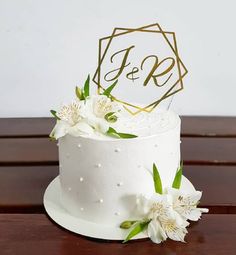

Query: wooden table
<box><xmin>0</xmin><ymin>117</ymin><xmax>236</xmax><ymax>255</ymax></box>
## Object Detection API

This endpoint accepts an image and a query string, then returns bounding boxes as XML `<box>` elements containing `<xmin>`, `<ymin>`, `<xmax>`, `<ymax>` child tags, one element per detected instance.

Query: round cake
<box><xmin>58</xmin><ymin>109</ymin><xmax>181</xmax><ymax>227</ymax></box>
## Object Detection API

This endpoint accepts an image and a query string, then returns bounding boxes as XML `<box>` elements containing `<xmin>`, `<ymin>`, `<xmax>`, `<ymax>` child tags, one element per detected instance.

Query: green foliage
<box><xmin>75</xmin><ymin>75</ymin><xmax>90</xmax><ymax>100</ymax></box>
<box><xmin>50</xmin><ymin>110</ymin><xmax>60</xmax><ymax>120</ymax></box>
<box><xmin>120</xmin><ymin>221</ymin><xmax>137</xmax><ymax>229</ymax></box>
<box><xmin>123</xmin><ymin>220</ymin><xmax>150</xmax><ymax>243</ymax></box>
<box><xmin>83</xmin><ymin>74</ymin><xmax>90</xmax><ymax>98</ymax></box>
<box><xmin>172</xmin><ymin>161</ymin><xmax>183</xmax><ymax>189</ymax></box>
<box><xmin>106</xmin><ymin>127</ymin><xmax>137</xmax><ymax>139</ymax></box>
<box><xmin>102</xmin><ymin>80</ymin><xmax>118</xmax><ymax>97</ymax></box>
<box><xmin>104</xmin><ymin>112</ymin><xmax>118</xmax><ymax>123</ymax></box>
<box><xmin>153</xmin><ymin>163</ymin><xmax>163</xmax><ymax>194</ymax></box>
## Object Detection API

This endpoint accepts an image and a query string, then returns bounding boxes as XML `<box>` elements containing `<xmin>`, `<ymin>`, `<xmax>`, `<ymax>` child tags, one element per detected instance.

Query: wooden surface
<box><xmin>1</xmin><ymin>137</ymin><xmax>236</xmax><ymax>166</ymax></box>
<box><xmin>1</xmin><ymin>214</ymin><xmax>235</xmax><ymax>255</ymax></box>
<box><xmin>0</xmin><ymin>117</ymin><xmax>236</xmax><ymax>255</ymax></box>
<box><xmin>1</xmin><ymin>116</ymin><xmax>236</xmax><ymax>138</ymax></box>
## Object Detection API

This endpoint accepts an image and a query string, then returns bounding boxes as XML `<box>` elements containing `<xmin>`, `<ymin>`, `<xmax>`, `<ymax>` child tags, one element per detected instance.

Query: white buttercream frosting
<box><xmin>58</xmin><ymin>109</ymin><xmax>181</xmax><ymax>227</ymax></box>
<box><xmin>77</xmin><ymin>107</ymin><xmax>180</xmax><ymax>140</ymax></box>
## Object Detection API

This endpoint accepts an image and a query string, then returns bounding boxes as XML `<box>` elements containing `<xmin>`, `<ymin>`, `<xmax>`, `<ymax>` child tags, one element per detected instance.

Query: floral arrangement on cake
<box><xmin>50</xmin><ymin>76</ymin><xmax>137</xmax><ymax>140</ymax></box>
<box><xmin>120</xmin><ymin>163</ymin><xmax>208</xmax><ymax>244</ymax></box>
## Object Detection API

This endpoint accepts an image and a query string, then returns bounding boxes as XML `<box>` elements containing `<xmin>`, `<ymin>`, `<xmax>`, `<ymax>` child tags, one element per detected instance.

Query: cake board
<box><xmin>43</xmin><ymin>175</ymin><xmax>195</xmax><ymax>240</ymax></box>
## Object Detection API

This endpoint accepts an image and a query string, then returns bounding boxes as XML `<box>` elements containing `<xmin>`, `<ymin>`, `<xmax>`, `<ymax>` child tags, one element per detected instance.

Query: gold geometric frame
<box><xmin>93</xmin><ymin>23</ymin><xmax>188</xmax><ymax>115</ymax></box>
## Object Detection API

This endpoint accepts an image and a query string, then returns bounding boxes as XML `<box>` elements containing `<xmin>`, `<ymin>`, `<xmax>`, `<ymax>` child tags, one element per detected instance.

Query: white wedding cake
<box><xmin>44</xmin><ymin>76</ymin><xmax>208</xmax><ymax>243</ymax></box>
<box><xmin>44</xmin><ymin>22</ymin><xmax>208</xmax><ymax>243</ymax></box>
<box><xmin>58</xmin><ymin>109</ymin><xmax>181</xmax><ymax>226</ymax></box>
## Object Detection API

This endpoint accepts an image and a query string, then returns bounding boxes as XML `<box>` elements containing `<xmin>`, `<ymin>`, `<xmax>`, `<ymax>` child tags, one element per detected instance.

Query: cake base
<box><xmin>44</xmin><ymin>175</ymin><xmax>195</xmax><ymax>240</ymax></box>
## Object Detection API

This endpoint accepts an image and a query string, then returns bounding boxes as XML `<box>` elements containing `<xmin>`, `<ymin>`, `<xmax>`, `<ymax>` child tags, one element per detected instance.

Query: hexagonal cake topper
<box><xmin>93</xmin><ymin>23</ymin><xmax>188</xmax><ymax>115</ymax></box>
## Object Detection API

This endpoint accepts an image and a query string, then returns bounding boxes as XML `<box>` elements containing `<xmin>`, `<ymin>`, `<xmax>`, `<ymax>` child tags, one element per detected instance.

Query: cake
<box><xmin>58</xmin><ymin>109</ymin><xmax>180</xmax><ymax>226</ymax></box>
<box><xmin>45</xmin><ymin>76</ymin><xmax>208</xmax><ymax>243</ymax></box>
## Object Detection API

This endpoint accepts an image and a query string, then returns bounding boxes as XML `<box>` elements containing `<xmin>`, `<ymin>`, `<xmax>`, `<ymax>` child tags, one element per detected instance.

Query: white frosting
<box><xmin>59</xmin><ymin>109</ymin><xmax>181</xmax><ymax>227</ymax></box>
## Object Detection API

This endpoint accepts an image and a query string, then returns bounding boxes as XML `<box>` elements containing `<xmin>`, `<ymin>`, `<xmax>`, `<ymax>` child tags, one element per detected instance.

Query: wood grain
<box><xmin>0</xmin><ymin>166</ymin><xmax>58</xmax><ymax>213</ymax></box>
<box><xmin>1</xmin><ymin>117</ymin><xmax>236</xmax><ymax>138</ymax></box>
<box><xmin>181</xmin><ymin>116</ymin><xmax>236</xmax><ymax>137</ymax></box>
<box><xmin>1</xmin><ymin>137</ymin><xmax>236</xmax><ymax>165</ymax></box>
<box><xmin>0</xmin><ymin>117</ymin><xmax>235</xmax><ymax>253</ymax></box>
<box><xmin>0</xmin><ymin>214</ymin><xmax>235</xmax><ymax>255</ymax></box>
<box><xmin>0</xmin><ymin>138</ymin><xmax>58</xmax><ymax>165</ymax></box>
<box><xmin>182</xmin><ymin>137</ymin><xmax>236</xmax><ymax>165</ymax></box>
<box><xmin>0</xmin><ymin>165</ymin><xmax>235</xmax><ymax>213</ymax></box>
<box><xmin>0</xmin><ymin>118</ymin><xmax>55</xmax><ymax>138</ymax></box>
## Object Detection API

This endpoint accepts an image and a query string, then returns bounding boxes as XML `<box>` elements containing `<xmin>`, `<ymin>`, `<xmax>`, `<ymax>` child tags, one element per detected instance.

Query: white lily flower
<box><xmin>166</xmin><ymin>188</ymin><xmax>209</xmax><ymax>221</ymax></box>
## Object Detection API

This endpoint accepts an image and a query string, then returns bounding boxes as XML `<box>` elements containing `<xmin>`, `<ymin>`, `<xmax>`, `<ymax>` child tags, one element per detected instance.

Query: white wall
<box><xmin>0</xmin><ymin>0</ymin><xmax>235</xmax><ymax>117</ymax></box>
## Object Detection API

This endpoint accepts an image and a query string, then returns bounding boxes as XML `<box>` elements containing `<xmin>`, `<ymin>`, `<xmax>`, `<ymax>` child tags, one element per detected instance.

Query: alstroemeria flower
<box><xmin>50</xmin><ymin>95</ymin><xmax>124</xmax><ymax>139</ymax></box>
<box><xmin>50</xmin><ymin>100</ymin><xmax>94</xmax><ymax>139</ymax></box>
<box><xmin>157</xmin><ymin>211</ymin><xmax>189</xmax><ymax>243</ymax></box>
<box><xmin>83</xmin><ymin>95</ymin><xmax>121</xmax><ymax>133</ymax></box>
<box><xmin>166</xmin><ymin>187</ymin><xmax>209</xmax><ymax>221</ymax></box>
<box><xmin>136</xmin><ymin>193</ymin><xmax>171</xmax><ymax>219</ymax></box>
<box><xmin>57</xmin><ymin>100</ymin><xmax>84</xmax><ymax>126</ymax></box>
<box><xmin>87</xmin><ymin>95</ymin><xmax>120</xmax><ymax>118</ymax></box>
<box><xmin>136</xmin><ymin>193</ymin><xmax>189</xmax><ymax>243</ymax></box>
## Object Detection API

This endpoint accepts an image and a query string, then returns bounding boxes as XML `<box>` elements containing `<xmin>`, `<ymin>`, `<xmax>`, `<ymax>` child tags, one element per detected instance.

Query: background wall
<box><xmin>0</xmin><ymin>0</ymin><xmax>235</xmax><ymax>117</ymax></box>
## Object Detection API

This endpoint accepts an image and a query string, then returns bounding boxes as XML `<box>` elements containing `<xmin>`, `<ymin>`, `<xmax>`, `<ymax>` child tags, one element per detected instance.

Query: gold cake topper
<box><xmin>93</xmin><ymin>23</ymin><xmax>188</xmax><ymax>115</ymax></box>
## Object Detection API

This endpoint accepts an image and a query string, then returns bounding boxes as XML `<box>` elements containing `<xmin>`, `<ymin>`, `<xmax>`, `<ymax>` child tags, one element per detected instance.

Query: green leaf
<box><xmin>153</xmin><ymin>163</ymin><xmax>163</xmax><ymax>194</ymax></box>
<box><xmin>123</xmin><ymin>220</ymin><xmax>150</xmax><ymax>243</ymax></box>
<box><xmin>50</xmin><ymin>110</ymin><xmax>60</xmax><ymax>120</ymax></box>
<box><xmin>106</xmin><ymin>127</ymin><xmax>137</xmax><ymax>139</ymax></box>
<box><xmin>83</xmin><ymin>74</ymin><xmax>90</xmax><ymax>98</ymax></box>
<box><xmin>107</xmin><ymin>127</ymin><xmax>120</xmax><ymax>138</ymax></box>
<box><xmin>104</xmin><ymin>112</ymin><xmax>118</xmax><ymax>123</ymax></box>
<box><xmin>102</xmin><ymin>80</ymin><xmax>118</xmax><ymax>97</ymax></box>
<box><xmin>75</xmin><ymin>86</ymin><xmax>85</xmax><ymax>100</ymax></box>
<box><xmin>117</xmin><ymin>133</ymin><xmax>138</xmax><ymax>139</ymax></box>
<box><xmin>120</xmin><ymin>220</ymin><xmax>137</xmax><ymax>229</ymax></box>
<box><xmin>172</xmin><ymin>161</ymin><xmax>183</xmax><ymax>189</ymax></box>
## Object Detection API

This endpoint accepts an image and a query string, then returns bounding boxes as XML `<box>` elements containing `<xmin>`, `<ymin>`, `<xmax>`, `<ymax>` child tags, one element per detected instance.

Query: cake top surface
<box><xmin>78</xmin><ymin>108</ymin><xmax>180</xmax><ymax>141</ymax></box>
<box><xmin>50</xmin><ymin>77</ymin><xmax>180</xmax><ymax>141</ymax></box>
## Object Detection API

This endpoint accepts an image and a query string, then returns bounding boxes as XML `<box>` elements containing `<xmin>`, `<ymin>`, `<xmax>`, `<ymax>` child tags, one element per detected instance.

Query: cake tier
<box><xmin>59</xmin><ymin>110</ymin><xmax>181</xmax><ymax>227</ymax></box>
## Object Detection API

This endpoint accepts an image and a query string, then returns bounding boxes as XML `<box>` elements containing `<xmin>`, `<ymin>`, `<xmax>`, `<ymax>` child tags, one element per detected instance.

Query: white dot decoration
<box><xmin>114</xmin><ymin>148</ymin><xmax>121</xmax><ymax>153</ymax></box>
<box><xmin>117</xmin><ymin>182</ymin><xmax>123</xmax><ymax>187</ymax></box>
<box><xmin>180</xmin><ymin>140</ymin><xmax>182</xmax><ymax>144</ymax></box>
<box><xmin>68</xmin><ymin>187</ymin><xmax>72</xmax><ymax>191</ymax></box>
<box><xmin>99</xmin><ymin>199</ymin><xmax>104</xmax><ymax>203</ymax></box>
<box><xmin>95</xmin><ymin>163</ymin><xmax>102</xmax><ymax>168</ymax></box>
<box><xmin>77</xmin><ymin>144</ymin><xmax>82</xmax><ymax>148</ymax></box>
<box><xmin>59</xmin><ymin>164</ymin><xmax>63</xmax><ymax>169</ymax></box>
<box><xmin>80</xmin><ymin>207</ymin><xmax>84</xmax><ymax>211</ymax></box>
<box><xmin>79</xmin><ymin>177</ymin><xmax>84</xmax><ymax>182</ymax></box>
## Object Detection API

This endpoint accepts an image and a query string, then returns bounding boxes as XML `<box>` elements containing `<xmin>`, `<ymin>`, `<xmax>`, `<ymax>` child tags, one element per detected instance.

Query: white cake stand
<box><xmin>43</xmin><ymin>175</ymin><xmax>195</xmax><ymax>240</ymax></box>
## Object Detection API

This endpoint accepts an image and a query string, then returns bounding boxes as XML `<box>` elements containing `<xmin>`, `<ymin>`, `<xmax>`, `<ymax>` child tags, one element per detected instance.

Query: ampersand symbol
<box><xmin>126</xmin><ymin>67</ymin><xmax>140</xmax><ymax>82</ymax></box>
